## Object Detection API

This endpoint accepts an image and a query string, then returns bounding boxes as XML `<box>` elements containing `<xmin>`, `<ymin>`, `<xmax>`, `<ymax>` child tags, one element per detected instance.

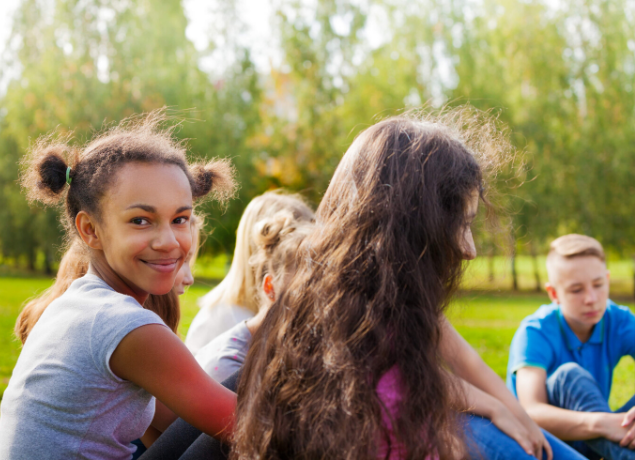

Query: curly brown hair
<box><xmin>232</xmin><ymin>108</ymin><xmax>512</xmax><ymax>460</ymax></box>
<box><xmin>20</xmin><ymin>110</ymin><xmax>236</xmax><ymax>235</ymax></box>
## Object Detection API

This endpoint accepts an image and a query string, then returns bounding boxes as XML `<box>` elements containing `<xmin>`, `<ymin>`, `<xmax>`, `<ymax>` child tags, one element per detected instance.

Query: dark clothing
<box><xmin>138</xmin><ymin>370</ymin><xmax>240</xmax><ymax>460</ymax></box>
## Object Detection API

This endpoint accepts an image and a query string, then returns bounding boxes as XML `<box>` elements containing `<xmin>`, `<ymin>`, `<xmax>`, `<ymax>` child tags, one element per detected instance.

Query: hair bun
<box><xmin>21</xmin><ymin>140</ymin><xmax>74</xmax><ymax>205</ymax></box>
<box><xmin>253</xmin><ymin>211</ymin><xmax>297</xmax><ymax>251</ymax></box>
<box><xmin>189</xmin><ymin>158</ymin><xmax>237</xmax><ymax>201</ymax></box>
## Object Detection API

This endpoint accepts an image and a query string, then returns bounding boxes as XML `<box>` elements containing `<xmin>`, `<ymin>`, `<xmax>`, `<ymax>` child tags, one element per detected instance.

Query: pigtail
<box><xmin>21</xmin><ymin>136</ymin><xmax>78</xmax><ymax>205</ymax></box>
<box><xmin>189</xmin><ymin>158</ymin><xmax>237</xmax><ymax>202</ymax></box>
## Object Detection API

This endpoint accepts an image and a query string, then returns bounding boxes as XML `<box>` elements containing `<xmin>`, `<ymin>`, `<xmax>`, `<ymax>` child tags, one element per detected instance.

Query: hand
<box><xmin>619</xmin><ymin>407</ymin><xmax>635</xmax><ymax>449</ymax></box>
<box><xmin>593</xmin><ymin>412</ymin><xmax>631</xmax><ymax>444</ymax></box>
<box><xmin>490</xmin><ymin>402</ymin><xmax>553</xmax><ymax>459</ymax></box>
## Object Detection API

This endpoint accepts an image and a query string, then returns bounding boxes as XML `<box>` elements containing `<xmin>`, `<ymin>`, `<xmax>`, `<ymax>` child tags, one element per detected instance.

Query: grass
<box><xmin>1</xmin><ymin>275</ymin><xmax>633</xmax><ymax>410</ymax></box>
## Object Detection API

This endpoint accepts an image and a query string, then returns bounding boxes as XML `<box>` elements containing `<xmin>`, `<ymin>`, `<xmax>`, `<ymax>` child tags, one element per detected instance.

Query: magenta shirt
<box><xmin>376</xmin><ymin>366</ymin><xmax>437</xmax><ymax>460</ymax></box>
<box><xmin>376</xmin><ymin>365</ymin><xmax>407</xmax><ymax>459</ymax></box>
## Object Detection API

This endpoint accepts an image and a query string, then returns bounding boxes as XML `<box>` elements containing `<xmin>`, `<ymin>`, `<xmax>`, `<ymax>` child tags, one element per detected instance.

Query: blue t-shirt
<box><xmin>506</xmin><ymin>300</ymin><xmax>635</xmax><ymax>400</ymax></box>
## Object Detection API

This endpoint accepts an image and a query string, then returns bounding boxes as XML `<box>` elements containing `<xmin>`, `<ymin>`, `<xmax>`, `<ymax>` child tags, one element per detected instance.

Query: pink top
<box><xmin>376</xmin><ymin>366</ymin><xmax>438</xmax><ymax>460</ymax></box>
<box><xmin>376</xmin><ymin>365</ymin><xmax>408</xmax><ymax>459</ymax></box>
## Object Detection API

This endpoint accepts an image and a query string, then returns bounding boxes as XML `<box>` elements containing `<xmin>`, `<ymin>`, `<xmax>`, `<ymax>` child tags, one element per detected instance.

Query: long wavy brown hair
<box><xmin>232</xmin><ymin>109</ymin><xmax>511</xmax><ymax>460</ymax></box>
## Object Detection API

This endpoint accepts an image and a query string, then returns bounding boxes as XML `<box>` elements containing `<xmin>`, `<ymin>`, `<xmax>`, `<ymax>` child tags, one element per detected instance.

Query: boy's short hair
<box><xmin>547</xmin><ymin>234</ymin><xmax>605</xmax><ymax>263</ymax></box>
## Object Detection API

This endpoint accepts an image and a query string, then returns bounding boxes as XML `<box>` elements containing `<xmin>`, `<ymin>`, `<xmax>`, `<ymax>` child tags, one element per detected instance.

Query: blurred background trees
<box><xmin>1</xmin><ymin>0</ymin><xmax>635</xmax><ymax>290</ymax></box>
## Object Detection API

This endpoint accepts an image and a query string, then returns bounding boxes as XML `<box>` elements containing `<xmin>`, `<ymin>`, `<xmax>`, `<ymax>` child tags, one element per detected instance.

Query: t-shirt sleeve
<box><xmin>509</xmin><ymin>321</ymin><xmax>555</xmax><ymax>374</ymax></box>
<box><xmin>617</xmin><ymin>307</ymin><xmax>635</xmax><ymax>359</ymax></box>
<box><xmin>90</xmin><ymin>298</ymin><xmax>167</xmax><ymax>381</ymax></box>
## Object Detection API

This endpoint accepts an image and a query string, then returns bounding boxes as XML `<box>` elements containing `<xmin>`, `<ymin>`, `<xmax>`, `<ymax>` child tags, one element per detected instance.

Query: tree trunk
<box><xmin>44</xmin><ymin>250</ymin><xmax>53</xmax><ymax>276</ymax></box>
<box><xmin>27</xmin><ymin>250</ymin><xmax>36</xmax><ymax>271</ymax></box>
<box><xmin>511</xmin><ymin>234</ymin><xmax>519</xmax><ymax>291</ymax></box>
<box><xmin>531</xmin><ymin>245</ymin><xmax>541</xmax><ymax>292</ymax></box>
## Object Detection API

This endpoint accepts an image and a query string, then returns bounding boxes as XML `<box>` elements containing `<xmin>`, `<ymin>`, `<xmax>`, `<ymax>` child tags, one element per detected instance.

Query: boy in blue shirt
<box><xmin>507</xmin><ymin>234</ymin><xmax>635</xmax><ymax>460</ymax></box>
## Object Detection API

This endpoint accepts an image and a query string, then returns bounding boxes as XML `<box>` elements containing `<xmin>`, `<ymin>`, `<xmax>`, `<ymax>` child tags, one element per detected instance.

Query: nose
<box><xmin>584</xmin><ymin>286</ymin><xmax>598</xmax><ymax>304</ymax></box>
<box><xmin>152</xmin><ymin>222</ymin><xmax>180</xmax><ymax>252</ymax></box>
<box><xmin>182</xmin><ymin>265</ymin><xmax>194</xmax><ymax>287</ymax></box>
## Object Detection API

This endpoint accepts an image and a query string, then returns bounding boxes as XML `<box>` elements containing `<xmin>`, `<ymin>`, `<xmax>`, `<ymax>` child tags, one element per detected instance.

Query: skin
<box><xmin>449</xmin><ymin>190</ymin><xmax>553</xmax><ymax>460</ymax></box>
<box><xmin>173</xmin><ymin>251</ymin><xmax>195</xmax><ymax>295</ymax></box>
<box><xmin>76</xmin><ymin>162</ymin><xmax>236</xmax><ymax>441</ymax></box>
<box><xmin>516</xmin><ymin>255</ymin><xmax>635</xmax><ymax>447</ymax></box>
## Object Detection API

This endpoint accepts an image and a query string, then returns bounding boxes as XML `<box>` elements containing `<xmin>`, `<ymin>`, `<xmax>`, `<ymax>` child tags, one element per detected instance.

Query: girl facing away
<box><xmin>185</xmin><ymin>190</ymin><xmax>316</xmax><ymax>355</ymax></box>
<box><xmin>0</xmin><ymin>113</ymin><xmax>237</xmax><ymax>460</ymax></box>
<box><xmin>231</xmin><ymin>111</ymin><xmax>586</xmax><ymax>460</ymax></box>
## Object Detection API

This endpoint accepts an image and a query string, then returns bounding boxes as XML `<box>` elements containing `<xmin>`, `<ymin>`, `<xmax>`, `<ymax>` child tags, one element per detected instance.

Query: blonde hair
<box><xmin>15</xmin><ymin>216</ymin><xmax>204</xmax><ymax>344</ymax></box>
<box><xmin>547</xmin><ymin>234</ymin><xmax>605</xmax><ymax>262</ymax></box>
<box><xmin>546</xmin><ymin>234</ymin><xmax>606</xmax><ymax>284</ymax></box>
<box><xmin>250</xmin><ymin>211</ymin><xmax>315</xmax><ymax>303</ymax></box>
<box><xmin>199</xmin><ymin>191</ymin><xmax>314</xmax><ymax>314</ymax></box>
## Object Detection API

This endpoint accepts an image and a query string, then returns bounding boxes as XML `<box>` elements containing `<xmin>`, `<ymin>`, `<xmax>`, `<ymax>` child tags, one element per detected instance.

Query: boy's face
<box><xmin>546</xmin><ymin>255</ymin><xmax>609</xmax><ymax>331</ymax></box>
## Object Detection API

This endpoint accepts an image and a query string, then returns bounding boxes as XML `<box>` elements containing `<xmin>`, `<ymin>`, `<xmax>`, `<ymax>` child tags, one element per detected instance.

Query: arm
<box><xmin>140</xmin><ymin>400</ymin><xmax>178</xmax><ymax>448</ymax></box>
<box><xmin>516</xmin><ymin>366</ymin><xmax>629</xmax><ymax>442</ymax></box>
<box><xmin>441</xmin><ymin>317</ymin><xmax>534</xmax><ymax>425</ymax></box>
<box><xmin>110</xmin><ymin>324</ymin><xmax>237</xmax><ymax>442</ymax></box>
<box><xmin>452</xmin><ymin>374</ymin><xmax>545</xmax><ymax>457</ymax></box>
<box><xmin>440</xmin><ymin>317</ymin><xmax>551</xmax><ymax>460</ymax></box>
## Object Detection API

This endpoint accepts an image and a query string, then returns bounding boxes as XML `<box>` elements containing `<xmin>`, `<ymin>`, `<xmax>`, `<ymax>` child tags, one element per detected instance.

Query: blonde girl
<box><xmin>185</xmin><ymin>191</ymin><xmax>315</xmax><ymax>355</ymax></box>
<box><xmin>196</xmin><ymin>208</ymin><xmax>315</xmax><ymax>381</ymax></box>
<box><xmin>0</xmin><ymin>113</ymin><xmax>237</xmax><ymax>459</ymax></box>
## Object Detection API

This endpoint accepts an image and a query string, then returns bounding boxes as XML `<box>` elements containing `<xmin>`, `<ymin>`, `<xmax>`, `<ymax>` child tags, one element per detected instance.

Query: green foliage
<box><xmin>2</xmin><ymin>0</ymin><xmax>635</xmax><ymax>268</ymax></box>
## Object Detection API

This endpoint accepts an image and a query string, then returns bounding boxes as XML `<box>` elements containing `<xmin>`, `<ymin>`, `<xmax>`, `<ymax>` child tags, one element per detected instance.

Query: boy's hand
<box><xmin>593</xmin><ymin>413</ymin><xmax>631</xmax><ymax>444</ymax></box>
<box><xmin>619</xmin><ymin>407</ymin><xmax>635</xmax><ymax>448</ymax></box>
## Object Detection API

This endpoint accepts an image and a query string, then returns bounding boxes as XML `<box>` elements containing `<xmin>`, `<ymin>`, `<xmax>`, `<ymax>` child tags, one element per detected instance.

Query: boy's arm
<box><xmin>516</xmin><ymin>366</ymin><xmax>629</xmax><ymax>442</ymax></box>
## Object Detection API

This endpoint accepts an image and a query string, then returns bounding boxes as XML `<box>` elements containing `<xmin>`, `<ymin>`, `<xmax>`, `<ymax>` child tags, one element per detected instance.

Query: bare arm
<box><xmin>516</xmin><ymin>366</ymin><xmax>629</xmax><ymax>442</ymax></box>
<box><xmin>441</xmin><ymin>317</ymin><xmax>532</xmax><ymax>423</ymax></box>
<box><xmin>440</xmin><ymin>317</ymin><xmax>551</xmax><ymax>460</ymax></box>
<box><xmin>110</xmin><ymin>324</ymin><xmax>236</xmax><ymax>442</ymax></box>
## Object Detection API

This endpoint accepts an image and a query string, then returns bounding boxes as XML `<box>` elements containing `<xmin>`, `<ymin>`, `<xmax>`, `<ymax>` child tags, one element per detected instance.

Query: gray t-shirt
<box><xmin>0</xmin><ymin>274</ymin><xmax>166</xmax><ymax>460</ymax></box>
<box><xmin>195</xmin><ymin>320</ymin><xmax>252</xmax><ymax>382</ymax></box>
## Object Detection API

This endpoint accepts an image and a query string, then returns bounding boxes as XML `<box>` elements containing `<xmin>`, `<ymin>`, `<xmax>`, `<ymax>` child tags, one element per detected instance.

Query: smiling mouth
<box><xmin>141</xmin><ymin>258</ymin><xmax>180</xmax><ymax>274</ymax></box>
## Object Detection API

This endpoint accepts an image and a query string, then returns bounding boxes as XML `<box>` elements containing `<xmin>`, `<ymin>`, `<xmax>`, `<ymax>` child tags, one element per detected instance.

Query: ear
<box><xmin>545</xmin><ymin>283</ymin><xmax>559</xmax><ymax>304</ymax></box>
<box><xmin>75</xmin><ymin>211</ymin><xmax>102</xmax><ymax>250</ymax></box>
<box><xmin>262</xmin><ymin>274</ymin><xmax>276</xmax><ymax>302</ymax></box>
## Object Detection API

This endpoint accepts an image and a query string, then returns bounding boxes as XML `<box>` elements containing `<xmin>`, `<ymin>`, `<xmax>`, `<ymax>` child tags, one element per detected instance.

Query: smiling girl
<box><xmin>0</xmin><ymin>113</ymin><xmax>237</xmax><ymax>460</ymax></box>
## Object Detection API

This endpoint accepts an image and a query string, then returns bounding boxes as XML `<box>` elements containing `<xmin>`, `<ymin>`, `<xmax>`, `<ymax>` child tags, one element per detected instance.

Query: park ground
<box><xmin>1</xmin><ymin>256</ymin><xmax>634</xmax><ymax>408</ymax></box>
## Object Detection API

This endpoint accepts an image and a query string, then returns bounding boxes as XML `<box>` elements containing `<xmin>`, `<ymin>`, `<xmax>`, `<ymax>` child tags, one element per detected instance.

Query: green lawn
<box><xmin>1</xmin><ymin>276</ymin><xmax>633</xmax><ymax>410</ymax></box>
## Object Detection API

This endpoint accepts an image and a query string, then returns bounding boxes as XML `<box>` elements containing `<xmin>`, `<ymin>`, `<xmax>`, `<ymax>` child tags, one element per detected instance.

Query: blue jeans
<box><xmin>465</xmin><ymin>414</ymin><xmax>587</xmax><ymax>460</ymax></box>
<box><xmin>547</xmin><ymin>362</ymin><xmax>635</xmax><ymax>460</ymax></box>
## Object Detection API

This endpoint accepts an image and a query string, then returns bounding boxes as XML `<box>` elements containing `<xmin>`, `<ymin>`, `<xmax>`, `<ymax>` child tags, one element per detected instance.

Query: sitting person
<box><xmin>196</xmin><ymin>208</ymin><xmax>315</xmax><ymax>382</ymax></box>
<box><xmin>185</xmin><ymin>191</ymin><xmax>315</xmax><ymax>355</ymax></box>
<box><xmin>507</xmin><ymin>234</ymin><xmax>635</xmax><ymax>460</ymax></box>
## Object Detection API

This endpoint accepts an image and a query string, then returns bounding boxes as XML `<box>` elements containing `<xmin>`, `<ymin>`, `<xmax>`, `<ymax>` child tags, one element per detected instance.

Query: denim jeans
<box><xmin>465</xmin><ymin>414</ymin><xmax>587</xmax><ymax>460</ymax></box>
<box><xmin>546</xmin><ymin>362</ymin><xmax>635</xmax><ymax>460</ymax></box>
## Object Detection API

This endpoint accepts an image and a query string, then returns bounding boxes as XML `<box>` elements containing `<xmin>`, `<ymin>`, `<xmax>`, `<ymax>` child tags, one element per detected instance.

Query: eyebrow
<box><xmin>126</xmin><ymin>204</ymin><xmax>192</xmax><ymax>214</ymax></box>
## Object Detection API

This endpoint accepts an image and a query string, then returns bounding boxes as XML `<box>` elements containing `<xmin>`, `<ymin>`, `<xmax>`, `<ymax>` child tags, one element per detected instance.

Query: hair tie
<box><xmin>66</xmin><ymin>166</ymin><xmax>72</xmax><ymax>185</ymax></box>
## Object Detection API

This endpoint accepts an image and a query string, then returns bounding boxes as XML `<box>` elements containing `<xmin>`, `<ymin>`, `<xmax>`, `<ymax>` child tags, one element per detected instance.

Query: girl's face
<box><xmin>94</xmin><ymin>162</ymin><xmax>193</xmax><ymax>296</ymax></box>
<box><xmin>173</xmin><ymin>251</ymin><xmax>195</xmax><ymax>295</ymax></box>
<box><xmin>460</xmin><ymin>190</ymin><xmax>479</xmax><ymax>260</ymax></box>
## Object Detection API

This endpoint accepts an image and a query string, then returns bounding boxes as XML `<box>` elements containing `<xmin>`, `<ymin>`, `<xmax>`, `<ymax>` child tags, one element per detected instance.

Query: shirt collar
<box><xmin>556</xmin><ymin>305</ymin><xmax>605</xmax><ymax>350</ymax></box>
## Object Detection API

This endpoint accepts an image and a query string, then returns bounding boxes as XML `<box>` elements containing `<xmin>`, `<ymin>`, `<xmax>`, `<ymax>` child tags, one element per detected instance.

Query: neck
<box><xmin>563</xmin><ymin>312</ymin><xmax>594</xmax><ymax>343</ymax></box>
<box><xmin>88</xmin><ymin>254</ymin><xmax>148</xmax><ymax>306</ymax></box>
